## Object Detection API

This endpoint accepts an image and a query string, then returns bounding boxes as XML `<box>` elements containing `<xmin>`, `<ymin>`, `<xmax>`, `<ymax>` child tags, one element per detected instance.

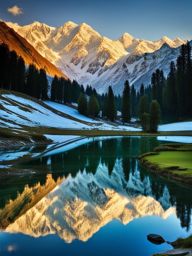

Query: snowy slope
<box><xmin>6</xmin><ymin>20</ymin><xmax>187</xmax><ymax>94</ymax></box>
<box><xmin>0</xmin><ymin>94</ymin><xmax>89</xmax><ymax>129</ymax></box>
<box><xmin>44</xmin><ymin>101</ymin><xmax>99</xmax><ymax>123</ymax></box>
<box><xmin>0</xmin><ymin>93</ymin><xmax>140</xmax><ymax>132</ymax></box>
<box><xmin>1</xmin><ymin>92</ymin><xmax>191</xmax><ymax>136</ymax></box>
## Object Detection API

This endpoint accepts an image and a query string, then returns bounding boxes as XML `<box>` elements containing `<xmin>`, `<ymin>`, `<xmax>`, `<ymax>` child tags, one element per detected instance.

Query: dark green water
<box><xmin>0</xmin><ymin>137</ymin><xmax>191</xmax><ymax>256</ymax></box>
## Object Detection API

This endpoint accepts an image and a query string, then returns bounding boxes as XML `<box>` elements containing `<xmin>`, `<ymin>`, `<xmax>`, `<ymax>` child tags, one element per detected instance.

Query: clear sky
<box><xmin>0</xmin><ymin>0</ymin><xmax>191</xmax><ymax>40</ymax></box>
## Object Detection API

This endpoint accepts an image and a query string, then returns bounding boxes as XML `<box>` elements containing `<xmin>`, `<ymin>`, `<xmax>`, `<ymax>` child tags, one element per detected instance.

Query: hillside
<box><xmin>0</xmin><ymin>91</ymin><xmax>142</xmax><ymax>145</ymax></box>
<box><xmin>0</xmin><ymin>22</ymin><xmax>66</xmax><ymax>78</ymax></box>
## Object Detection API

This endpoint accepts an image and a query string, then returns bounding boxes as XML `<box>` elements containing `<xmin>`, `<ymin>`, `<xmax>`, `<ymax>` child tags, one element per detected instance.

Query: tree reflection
<box><xmin>0</xmin><ymin>137</ymin><xmax>191</xmax><ymax>230</ymax></box>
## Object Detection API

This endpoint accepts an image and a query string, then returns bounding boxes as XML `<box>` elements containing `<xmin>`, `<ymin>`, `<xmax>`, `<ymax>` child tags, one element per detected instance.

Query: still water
<box><xmin>0</xmin><ymin>137</ymin><xmax>191</xmax><ymax>256</ymax></box>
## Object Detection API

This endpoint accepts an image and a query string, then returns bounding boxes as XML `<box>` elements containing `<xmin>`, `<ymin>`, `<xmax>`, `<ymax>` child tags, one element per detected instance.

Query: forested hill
<box><xmin>0</xmin><ymin>22</ymin><xmax>66</xmax><ymax>78</ymax></box>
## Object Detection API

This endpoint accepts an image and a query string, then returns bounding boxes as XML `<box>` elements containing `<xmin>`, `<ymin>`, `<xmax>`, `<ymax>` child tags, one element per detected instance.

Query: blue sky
<box><xmin>0</xmin><ymin>0</ymin><xmax>191</xmax><ymax>40</ymax></box>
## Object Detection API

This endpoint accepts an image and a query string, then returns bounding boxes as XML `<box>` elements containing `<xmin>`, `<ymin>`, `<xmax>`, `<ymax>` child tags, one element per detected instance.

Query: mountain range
<box><xmin>4</xmin><ymin>20</ymin><xmax>190</xmax><ymax>94</ymax></box>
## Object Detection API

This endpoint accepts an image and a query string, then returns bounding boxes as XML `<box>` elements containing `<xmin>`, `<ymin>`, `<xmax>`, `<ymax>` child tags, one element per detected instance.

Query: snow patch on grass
<box><xmin>0</xmin><ymin>94</ymin><xmax>89</xmax><ymax>129</ymax></box>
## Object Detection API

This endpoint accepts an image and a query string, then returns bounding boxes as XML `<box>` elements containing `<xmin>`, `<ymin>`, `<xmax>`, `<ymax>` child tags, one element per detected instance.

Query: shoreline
<box><xmin>139</xmin><ymin>144</ymin><xmax>192</xmax><ymax>187</ymax></box>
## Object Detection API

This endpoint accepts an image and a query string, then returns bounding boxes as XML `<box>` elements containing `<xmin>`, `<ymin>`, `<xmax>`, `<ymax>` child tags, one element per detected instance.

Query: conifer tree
<box><xmin>88</xmin><ymin>95</ymin><xmax>100</xmax><ymax>117</ymax></box>
<box><xmin>131</xmin><ymin>85</ymin><xmax>136</xmax><ymax>117</ymax></box>
<box><xmin>0</xmin><ymin>44</ymin><xmax>10</xmax><ymax>89</ymax></box>
<box><xmin>149</xmin><ymin>100</ymin><xmax>161</xmax><ymax>132</ymax></box>
<box><xmin>39</xmin><ymin>69</ymin><xmax>48</xmax><ymax>100</ymax></box>
<box><xmin>122</xmin><ymin>80</ymin><xmax>131</xmax><ymax>123</ymax></box>
<box><xmin>106</xmin><ymin>86</ymin><xmax>116</xmax><ymax>122</ymax></box>
<box><xmin>140</xmin><ymin>84</ymin><xmax>145</xmax><ymax>97</ymax></box>
<box><xmin>138</xmin><ymin>95</ymin><xmax>149</xmax><ymax>120</ymax></box>
<box><xmin>51</xmin><ymin>76</ymin><xmax>59</xmax><ymax>101</ymax></box>
<box><xmin>166</xmin><ymin>62</ymin><xmax>177</xmax><ymax>119</ymax></box>
<box><xmin>9</xmin><ymin>50</ymin><xmax>18</xmax><ymax>91</ymax></box>
<box><xmin>78</xmin><ymin>93</ymin><xmax>87</xmax><ymax>115</ymax></box>
<box><xmin>16</xmin><ymin>56</ymin><xmax>26</xmax><ymax>93</ymax></box>
<box><xmin>141</xmin><ymin>112</ymin><xmax>150</xmax><ymax>132</ymax></box>
<box><xmin>186</xmin><ymin>41</ymin><xmax>192</xmax><ymax>116</ymax></box>
<box><xmin>26</xmin><ymin>64</ymin><xmax>37</xmax><ymax>96</ymax></box>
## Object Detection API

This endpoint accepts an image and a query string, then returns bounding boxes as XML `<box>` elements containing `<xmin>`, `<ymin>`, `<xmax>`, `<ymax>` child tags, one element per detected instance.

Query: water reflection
<box><xmin>0</xmin><ymin>137</ymin><xmax>192</xmax><ymax>243</ymax></box>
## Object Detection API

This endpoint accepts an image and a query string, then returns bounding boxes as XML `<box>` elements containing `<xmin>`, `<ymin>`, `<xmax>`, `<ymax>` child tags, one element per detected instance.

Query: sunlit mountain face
<box><xmin>0</xmin><ymin>138</ymin><xmax>191</xmax><ymax>251</ymax></box>
<box><xmin>5</xmin><ymin>21</ymin><xmax>189</xmax><ymax>94</ymax></box>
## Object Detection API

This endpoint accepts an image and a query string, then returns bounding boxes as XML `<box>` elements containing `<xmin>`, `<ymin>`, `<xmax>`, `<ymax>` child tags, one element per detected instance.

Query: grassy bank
<box><xmin>153</xmin><ymin>235</ymin><xmax>192</xmax><ymax>256</ymax></box>
<box><xmin>139</xmin><ymin>144</ymin><xmax>192</xmax><ymax>186</ymax></box>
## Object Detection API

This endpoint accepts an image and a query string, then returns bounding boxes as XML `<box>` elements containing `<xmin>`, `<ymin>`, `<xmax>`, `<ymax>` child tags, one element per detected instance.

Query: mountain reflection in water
<box><xmin>0</xmin><ymin>137</ymin><xmax>191</xmax><ymax>244</ymax></box>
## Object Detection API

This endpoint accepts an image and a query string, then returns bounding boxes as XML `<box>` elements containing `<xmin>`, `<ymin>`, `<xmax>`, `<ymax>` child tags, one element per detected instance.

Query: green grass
<box><xmin>172</xmin><ymin>235</ymin><xmax>192</xmax><ymax>248</ymax></box>
<box><xmin>153</xmin><ymin>236</ymin><xmax>192</xmax><ymax>255</ymax></box>
<box><xmin>140</xmin><ymin>144</ymin><xmax>192</xmax><ymax>185</ymax></box>
<box><xmin>145</xmin><ymin>151</ymin><xmax>192</xmax><ymax>174</ymax></box>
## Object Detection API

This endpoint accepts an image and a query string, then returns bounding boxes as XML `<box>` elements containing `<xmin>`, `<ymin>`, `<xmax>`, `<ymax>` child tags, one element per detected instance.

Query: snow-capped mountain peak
<box><xmin>5</xmin><ymin>20</ymin><xmax>187</xmax><ymax>94</ymax></box>
<box><xmin>119</xmin><ymin>32</ymin><xmax>134</xmax><ymax>49</ymax></box>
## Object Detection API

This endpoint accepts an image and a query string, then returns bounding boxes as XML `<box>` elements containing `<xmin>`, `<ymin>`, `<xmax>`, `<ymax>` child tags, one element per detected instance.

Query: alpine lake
<box><xmin>0</xmin><ymin>136</ymin><xmax>191</xmax><ymax>256</ymax></box>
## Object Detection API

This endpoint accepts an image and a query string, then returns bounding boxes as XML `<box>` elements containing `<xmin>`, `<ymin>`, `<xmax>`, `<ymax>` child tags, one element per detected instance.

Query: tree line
<box><xmin>0</xmin><ymin>41</ymin><xmax>191</xmax><ymax>132</ymax></box>
<box><xmin>0</xmin><ymin>43</ymin><xmax>113</xmax><ymax>118</ymax></box>
<box><xmin>138</xmin><ymin>41</ymin><xmax>192</xmax><ymax>131</ymax></box>
<box><xmin>0</xmin><ymin>43</ymin><xmax>48</xmax><ymax>100</ymax></box>
<box><xmin>85</xmin><ymin>41</ymin><xmax>191</xmax><ymax>131</ymax></box>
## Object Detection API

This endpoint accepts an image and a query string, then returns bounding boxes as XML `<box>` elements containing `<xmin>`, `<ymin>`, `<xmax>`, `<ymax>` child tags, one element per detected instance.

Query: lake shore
<box><xmin>153</xmin><ymin>235</ymin><xmax>192</xmax><ymax>256</ymax></box>
<box><xmin>1</xmin><ymin>126</ymin><xmax>192</xmax><ymax>151</ymax></box>
<box><xmin>139</xmin><ymin>144</ymin><xmax>192</xmax><ymax>186</ymax></box>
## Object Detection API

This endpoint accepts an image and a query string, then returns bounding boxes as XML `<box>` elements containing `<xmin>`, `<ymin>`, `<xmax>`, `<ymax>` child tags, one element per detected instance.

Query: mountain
<box><xmin>6</xmin><ymin>20</ymin><xmax>187</xmax><ymax>94</ymax></box>
<box><xmin>0</xmin><ymin>22</ymin><xmax>66</xmax><ymax>78</ymax></box>
<box><xmin>92</xmin><ymin>43</ymin><xmax>181</xmax><ymax>94</ymax></box>
<box><xmin>4</xmin><ymin>160</ymin><xmax>175</xmax><ymax>242</ymax></box>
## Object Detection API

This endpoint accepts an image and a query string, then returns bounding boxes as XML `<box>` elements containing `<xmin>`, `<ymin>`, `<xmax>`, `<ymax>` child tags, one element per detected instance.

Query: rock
<box><xmin>147</xmin><ymin>234</ymin><xmax>165</xmax><ymax>245</ymax></box>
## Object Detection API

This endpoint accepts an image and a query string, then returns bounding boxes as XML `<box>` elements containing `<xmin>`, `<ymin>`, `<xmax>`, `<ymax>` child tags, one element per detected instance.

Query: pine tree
<box><xmin>140</xmin><ymin>84</ymin><xmax>145</xmax><ymax>97</ymax></box>
<box><xmin>16</xmin><ymin>56</ymin><xmax>26</xmax><ymax>93</ymax></box>
<box><xmin>150</xmin><ymin>100</ymin><xmax>161</xmax><ymax>132</ymax></box>
<box><xmin>102</xmin><ymin>93</ymin><xmax>108</xmax><ymax>118</ymax></box>
<box><xmin>122</xmin><ymin>80</ymin><xmax>131</xmax><ymax>123</ymax></box>
<box><xmin>9</xmin><ymin>50</ymin><xmax>18</xmax><ymax>90</ymax></box>
<box><xmin>141</xmin><ymin>112</ymin><xmax>150</xmax><ymax>132</ymax></box>
<box><xmin>138</xmin><ymin>95</ymin><xmax>149</xmax><ymax>120</ymax></box>
<box><xmin>151</xmin><ymin>72</ymin><xmax>157</xmax><ymax>100</ymax></box>
<box><xmin>166</xmin><ymin>62</ymin><xmax>177</xmax><ymax>119</ymax></box>
<box><xmin>33</xmin><ymin>67</ymin><xmax>41</xmax><ymax>98</ymax></box>
<box><xmin>176</xmin><ymin>44</ymin><xmax>187</xmax><ymax>117</ymax></box>
<box><xmin>151</xmin><ymin>69</ymin><xmax>164</xmax><ymax>105</ymax></box>
<box><xmin>131</xmin><ymin>85</ymin><xmax>136</xmax><ymax>117</ymax></box>
<box><xmin>0</xmin><ymin>44</ymin><xmax>10</xmax><ymax>89</ymax></box>
<box><xmin>106</xmin><ymin>86</ymin><xmax>116</xmax><ymax>122</ymax></box>
<box><xmin>39</xmin><ymin>69</ymin><xmax>48</xmax><ymax>100</ymax></box>
<box><xmin>26</xmin><ymin>64</ymin><xmax>37</xmax><ymax>97</ymax></box>
<box><xmin>88</xmin><ymin>95</ymin><xmax>100</xmax><ymax>117</ymax></box>
<box><xmin>51</xmin><ymin>76</ymin><xmax>59</xmax><ymax>101</ymax></box>
<box><xmin>78</xmin><ymin>93</ymin><xmax>87</xmax><ymax>115</ymax></box>
<box><xmin>186</xmin><ymin>41</ymin><xmax>192</xmax><ymax>116</ymax></box>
